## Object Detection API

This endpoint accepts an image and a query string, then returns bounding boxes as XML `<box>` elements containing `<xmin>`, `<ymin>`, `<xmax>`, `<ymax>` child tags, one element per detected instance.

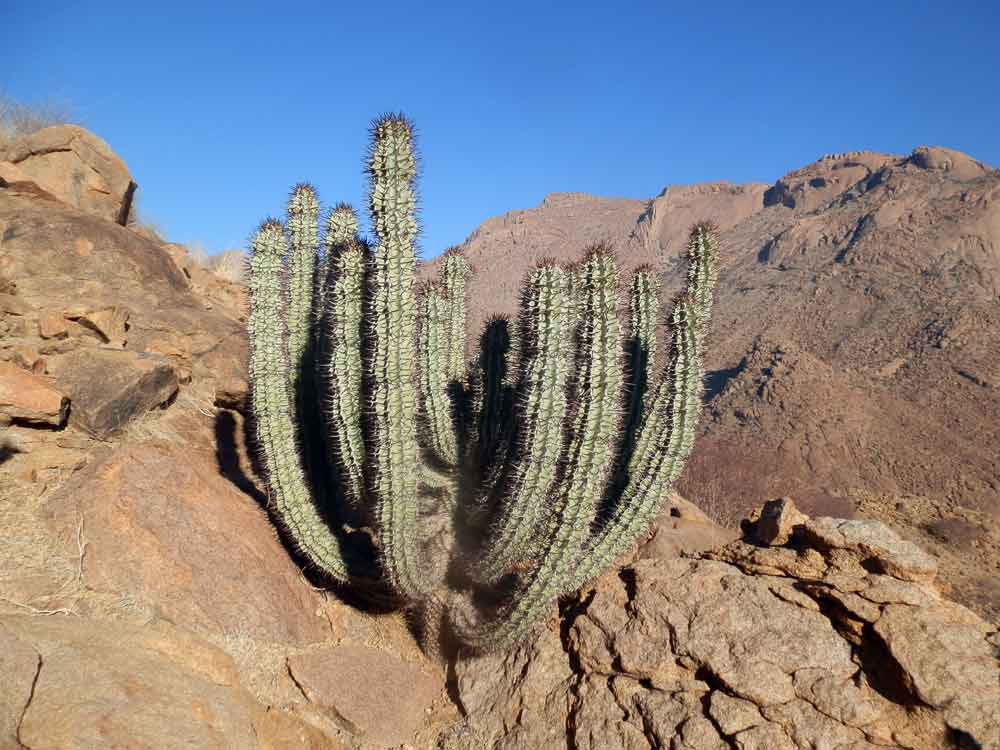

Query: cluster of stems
<box><xmin>246</xmin><ymin>115</ymin><xmax>719</xmax><ymax>653</ymax></box>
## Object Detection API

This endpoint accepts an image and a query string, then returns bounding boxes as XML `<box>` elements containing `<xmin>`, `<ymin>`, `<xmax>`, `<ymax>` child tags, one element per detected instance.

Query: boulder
<box><xmin>0</xmin><ymin>125</ymin><xmax>136</xmax><ymax>224</ymax></box>
<box><xmin>744</xmin><ymin>496</ymin><xmax>809</xmax><ymax>546</ymax></box>
<box><xmin>42</xmin><ymin>409</ymin><xmax>331</xmax><ymax>645</ymax></box>
<box><xmin>0</xmin><ymin>292</ymin><xmax>32</xmax><ymax>316</ymax></box>
<box><xmin>909</xmin><ymin>145</ymin><xmax>993</xmax><ymax>181</ymax></box>
<box><xmin>0</xmin><ymin>362</ymin><xmax>68</xmax><ymax>426</ymax></box>
<box><xmin>53</xmin><ymin>349</ymin><xmax>177</xmax><ymax>437</ymax></box>
<box><xmin>637</xmin><ymin>494</ymin><xmax>739</xmax><ymax>561</ymax></box>
<box><xmin>442</xmin><ymin>508</ymin><xmax>1000</xmax><ymax>750</ymax></box>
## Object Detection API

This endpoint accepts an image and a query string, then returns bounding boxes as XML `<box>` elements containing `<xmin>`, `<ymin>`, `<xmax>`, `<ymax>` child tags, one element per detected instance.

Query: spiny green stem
<box><xmin>572</xmin><ymin>297</ymin><xmax>703</xmax><ymax>588</ymax></box>
<box><xmin>475</xmin><ymin>264</ymin><xmax>571</xmax><ymax>584</ymax></box>
<box><xmin>286</xmin><ymin>183</ymin><xmax>320</xmax><ymax>384</ymax></box>
<box><xmin>322</xmin><ymin>232</ymin><xmax>368</xmax><ymax>508</ymax></box>
<box><xmin>365</xmin><ymin>115</ymin><xmax>425</xmax><ymax>600</ymax></box>
<box><xmin>247</xmin><ymin>220</ymin><xmax>371</xmax><ymax>583</ymax></box>
<box><xmin>452</xmin><ymin>248</ymin><xmax>623</xmax><ymax>650</ymax></box>
<box><xmin>620</xmin><ymin>267</ymin><xmax>660</xmax><ymax>473</ymax></box>
<box><xmin>441</xmin><ymin>249</ymin><xmax>469</xmax><ymax>382</ymax></box>
<box><xmin>418</xmin><ymin>283</ymin><xmax>459</xmax><ymax>466</ymax></box>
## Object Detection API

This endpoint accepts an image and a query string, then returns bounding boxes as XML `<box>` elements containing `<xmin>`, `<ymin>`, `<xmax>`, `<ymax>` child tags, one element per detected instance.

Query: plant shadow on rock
<box><xmin>213</xmin><ymin>406</ymin><xmax>395</xmax><ymax>614</ymax></box>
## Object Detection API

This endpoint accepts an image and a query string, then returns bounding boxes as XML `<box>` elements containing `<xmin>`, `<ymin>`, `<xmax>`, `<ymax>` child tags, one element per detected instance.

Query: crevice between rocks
<box><xmin>559</xmin><ymin>591</ymin><xmax>595</xmax><ymax>750</ymax></box>
<box><xmin>16</xmin><ymin>653</ymin><xmax>42</xmax><ymax>750</ymax></box>
<box><xmin>794</xmin><ymin>583</ymin><xmax>925</xmax><ymax>711</ymax></box>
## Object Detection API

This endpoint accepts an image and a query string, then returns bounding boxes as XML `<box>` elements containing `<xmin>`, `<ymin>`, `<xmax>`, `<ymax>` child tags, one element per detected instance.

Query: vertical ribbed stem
<box><xmin>365</xmin><ymin>115</ymin><xmax>424</xmax><ymax>600</ymax></box>
<box><xmin>418</xmin><ymin>283</ymin><xmax>459</xmax><ymax>466</ymax></box>
<box><xmin>323</xmin><ymin>232</ymin><xmax>368</xmax><ymax>508</ymax></box>
<box><xmin>620</xmin><ymin>267</ymin><xmax>660</xmax><ymax>472</ymax></box>
<box><xmin>441</xmin><ymin>249</ymin><xmax>469</xmax><ymax>381</ymax></box>
<box><xmin>453</xmin><ymin>249</ymin><xmax>622</xmax><ymax>649</ymax></box>
<box><xmin>572</xmin><ymin>224</ymin><xmax>719</xmax><ymax>588</ymax></box>
<box><xmin>286</xmin><ymin>184</ymin><xmax>320</xmax><ymax>387</ymax></box>
<box><xmin>247</xmin><ymin>220</ymin><xmax>366</xmax><ymax>582</ymax></box>
<box><xmin>475</xmin><ymin>264</ymin><xmax>571</xmax><ymax>583</ymax></box>
<box><xmin>315</xmin><ymin>203</ymin><xmax>359</xmax><ymax>338</ymax></box>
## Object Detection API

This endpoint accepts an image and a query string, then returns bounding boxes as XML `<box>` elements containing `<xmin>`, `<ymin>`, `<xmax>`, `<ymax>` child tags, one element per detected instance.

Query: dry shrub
<box><xmin>0</xmin><ymin>93</ymin><xmax>75</xmax><ymax>150</ymax></box>
<box><xmin>211</xmin><ymin>250</ymin><xmax>246</xmax><ymax>283</ymax></box>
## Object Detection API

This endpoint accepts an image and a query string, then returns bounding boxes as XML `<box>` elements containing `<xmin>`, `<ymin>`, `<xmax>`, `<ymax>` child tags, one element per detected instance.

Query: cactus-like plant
<box><xmin>246</xmin><ymin>114</ymin><xmax>720</xmax><ymax>652</ymax></box>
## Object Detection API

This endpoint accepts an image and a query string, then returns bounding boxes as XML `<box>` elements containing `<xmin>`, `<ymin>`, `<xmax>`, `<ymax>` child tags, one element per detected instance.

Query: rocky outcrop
<box><xmin>443</xmin><ymin>500</ymin><xmax>999</xmax><ymax>750</ymax></box>
<box><xmin>0</xmin><ymin>362</ymin><xmax>68</xmax><ymax>427</ymax></box>
<box><xmin>52</xmin><ymin>349</ymin><xmax>178</xmax><ymax>437</ymax></box>
<box><xmin>0</xmin><ymin>125</ymin><xmax>136</xmax><ymax>224</ymax></box>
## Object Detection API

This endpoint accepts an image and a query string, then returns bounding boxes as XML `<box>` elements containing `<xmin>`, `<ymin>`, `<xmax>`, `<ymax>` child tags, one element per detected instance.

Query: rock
<box><xmin>444</xmin><ymin>510</ymin><xmax>1000</xmax><ymax>750</ymax></box>
<box><xmin>746</xmin><ymin>497</ymin><xmax>808</xmax><ymax>546</ymax></box>
<box><xmin>69</xmin><ymin>305</ymin><xmax>129</xmax><ymax>346</ymax></box>
<box><xmin>909</xmin><ymin>145</ymin><xmax>992</xmax><ymax>181</ymax></box>
<box><xmin>637</xmin><ymin>494</ymin><xmax>740</xmax><ymax>562</ymax></box>
<box><xmin>0</xmin><ymin>160</ymin><xmax>36</xmax><ymax>188</ymax></box>
<box><xmin>0</xmin><ymin>620</ymin><xmax>40</xmax><ymax>747</ymax></box>
<box><xmin>874</xmin><ymin>604</ymin><xmax>1000</xmax><ymax>741</ymax></box>
<box><xmin>286</xmin><ymin>644</ymin><xmax>442</xmax><ymax>746</ymax></box>
<box><xmin>9</xmin><ymin>346</ymin><xmax>45</xmax><ymax>374</ymax></box>
<box><xmin>801</xmin><ymin>516</ymin><xmax>939</xmax><ymax>583</ymax></box>
<box><xmin>0</xmin><ymin>615</ymin><xmax>262</xmax><ymax>749</ymax></box>
<box><xmin>214</xmin><ymin>376</ymin><xmax>250</xmax><ymax>411</ymax></box>
<box><xmin>42</xmin><ymin>416</ymin><xmax>331</xmax><ymax>645</ymax></box>
<box><xmin>53</xmin><ymin>349</ymin><xmax>178</xmax><ymax>437</ymax></box>
<box><xmin>8</xmin><ymin>444</ymin><xmax>87</xmax><ymax>483</ymax></box>
<box><xmin>0</xmin><ymin>125</ymin><xmax>136</xmax><ymax>224</ymax></box>
<box><xmin>0</xmin><ymin>362</ymin><xmax>68</xmax><ymax>426</ymax></box>
<box><xmin>708</xmin><ymin>692</ymin><xmax>762</xmax><ymax>735</ymax></box>
<box><xmin>37</xmin><ymin>311</ymin><xmax>68</xmax><ymax>339</ymax></box>
<box><xmin>0</xmin><ymin>190</ymin><xmax>245</xmax><ymax>395</ymax></box>
<box><xmin>0</xmin><ymin>292</ymin><xmax>31</xmax><ymax>316</ymax></box>
<box><xmin>254</xmin><ymin>707</ymin><xmax>350</xmax><ymax>750</ymax></box>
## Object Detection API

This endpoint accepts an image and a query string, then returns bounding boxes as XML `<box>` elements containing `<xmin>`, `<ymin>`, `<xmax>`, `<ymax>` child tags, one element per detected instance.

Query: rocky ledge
<box><xmin>442</xmin><ymin>499</ymin><xmax>999</xmax><ymax>750</ymax></box>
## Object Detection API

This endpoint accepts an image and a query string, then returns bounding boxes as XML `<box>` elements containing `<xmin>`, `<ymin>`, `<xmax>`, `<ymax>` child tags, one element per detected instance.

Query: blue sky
<box><xmin>4</xmin><ymin>1</ymin><xmax>998</xmax><ymax>258</ymax></box>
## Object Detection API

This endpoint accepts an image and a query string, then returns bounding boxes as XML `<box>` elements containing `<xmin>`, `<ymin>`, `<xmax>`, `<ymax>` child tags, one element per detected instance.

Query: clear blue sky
<box><xmin>4</xmin><ymin>1</ymin><xmax>998</xmax><ymax>258</ymax></box>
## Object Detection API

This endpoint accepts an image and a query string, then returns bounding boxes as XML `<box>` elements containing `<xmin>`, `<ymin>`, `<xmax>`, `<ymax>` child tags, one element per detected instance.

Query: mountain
<box><xmin>427</xmin><ymin>145</ymin><xmax>1000</xmax><ymax>618</ymax></box>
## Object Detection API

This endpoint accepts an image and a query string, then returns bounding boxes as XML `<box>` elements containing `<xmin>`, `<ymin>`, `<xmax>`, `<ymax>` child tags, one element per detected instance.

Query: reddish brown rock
<box><xmin>0</xmin><ymin>362</ymin><xmax>68</xmax><ymax>426</ymax></box>
<box><xmin>37</xmin><ymin>311</ymin><xmax>68</xmax><ymax>339</ymax></box>
<box><xmin>746</xmin><ymin>497</ymin><xmax>809</xmax><ymax>546</ymax></box>
<box><xmin>1</xmin><ymin>615</ymin><xmax>262</xmax><ymax>749</ymax></box>
<box><xmin>43</xmin><ymin>427</ymin><xmax>331</xmax><ymax>645</ymax></box>
<box><xmin>287</xmin><ymin>644</ymin><xmax>442</xmax><ymax>747</ymax></box>
<box><xmin>637</xmin><ymin>493</ymin><xmax>739</xmax><ymax>562</ymax></box>
<box><xmin>0</xmin><ymin>292</ymin><xmax>31</xmax><ymax>316</ymax></box>
<box><xmin>9</xmin><ymin>345</ymin><xmax>45</xmax><ymax>373</ymax></box>
<box><xmin>0</xmin><ymin>620</ymin><xmax>40</xmax><ymax>747</ymax></box>
<box><xmin>444</xmin><ymin>511</ymin><xmax>999</xmax><ymax>750</ymax></box>
<box><xmin>53</xmin><ymin>348</ymin><xmax>177</xmax><ymax>437</ymax></box>
<box><xmin>0</xmin><ymin>125</ymin><xmax>135</xmax><ymax>224</ymax></box>
<box><xmin>69</xmin><ymin>305</ymin><xmax>130</xmax><ymax>346</ymax></box>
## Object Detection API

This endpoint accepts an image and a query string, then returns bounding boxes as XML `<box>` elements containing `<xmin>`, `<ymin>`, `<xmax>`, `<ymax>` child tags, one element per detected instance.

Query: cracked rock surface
<box><xmin>441</xmin><ymin>502</ymin><xmax>999</xmax><ymax>750</ymax></box>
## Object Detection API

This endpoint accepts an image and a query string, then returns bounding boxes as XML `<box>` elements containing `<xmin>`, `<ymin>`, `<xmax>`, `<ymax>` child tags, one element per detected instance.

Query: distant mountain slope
<box><xmin>426</xmin><ymin>146</ymin><xmax>1000</xmax><ymax>614</ymax></box>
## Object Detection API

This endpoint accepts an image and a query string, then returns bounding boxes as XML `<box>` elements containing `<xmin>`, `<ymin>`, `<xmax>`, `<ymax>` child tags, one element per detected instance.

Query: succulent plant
<box><xmin>245</xmin><ymin>114</ymin><xmax>719</xmax><ymax>652</ymax></box>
